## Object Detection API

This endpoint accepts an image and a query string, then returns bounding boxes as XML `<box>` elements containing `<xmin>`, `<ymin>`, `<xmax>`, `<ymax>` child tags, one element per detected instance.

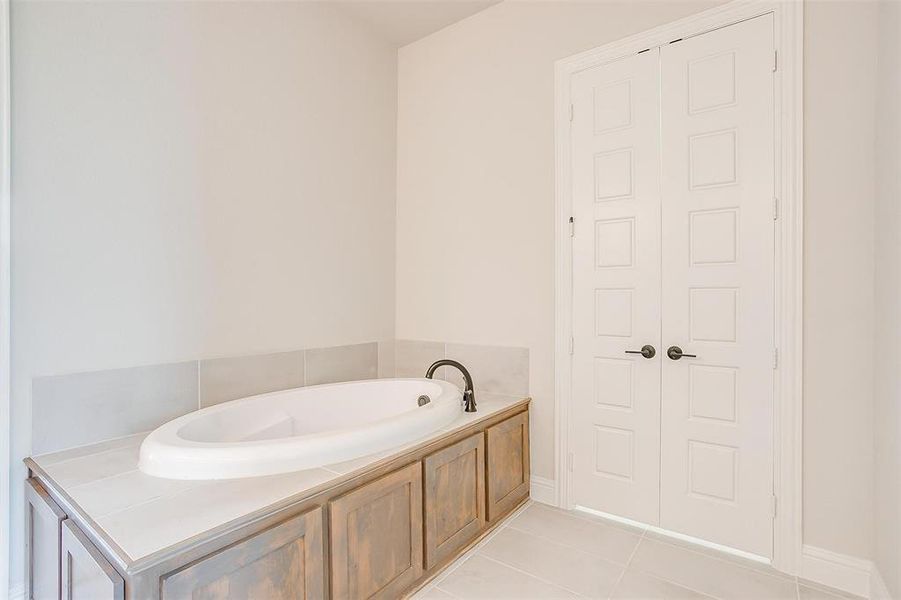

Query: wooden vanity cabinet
<box><xmin>25</xmin><ymin>478</ymin><xmax>66</xmax><ymax>600</ymax></box>
<box><xmin>161</xmin><ymin>506</ymin><xmax>324</xmax><ymax>600</ymax></box>
<box><xmin>423</xmin><ymin>432</ymin><xmax>485</xmax><ymax>569</ymax></box>
<box><xmin>329</xmin><ymin>462</ymin><xmax>423</xmax><ymax>600</ymax></box>
<box><xmin>27</xmin><ymin>402</ymin><xmax>530</xmax><ymax>600</ymax></box>
<box><xmin>485</xmin><ymin>411</ymin><xmax>530</xmax><ymax>522</ymax></box>
<box><xmin>61</xmin><ymin>520</ymin><xmax>124</xmax><ymax>600</ymax></box>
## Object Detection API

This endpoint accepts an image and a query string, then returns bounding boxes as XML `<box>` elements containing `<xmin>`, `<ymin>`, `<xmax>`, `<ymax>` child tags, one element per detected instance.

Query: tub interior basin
<box><xmin>139</xmin><ymin>378</ymin><xmax>463</xmax><ymax>480</ymax></box>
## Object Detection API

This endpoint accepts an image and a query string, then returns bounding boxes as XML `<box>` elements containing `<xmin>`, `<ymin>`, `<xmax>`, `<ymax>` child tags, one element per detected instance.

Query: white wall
<box><xmin>10</xmin><ymin>0</ymin><xmax>397</xmax><ymax>591</ymax></box>
<box><xmin>873</xmin><ymin>0</ymin><xmax>901</xmax><ymax>593</ymax></box>
<box><xmin>396</xmin><ymin>0</ymin><xmax>880</xmax><ymax>560</ymax></box>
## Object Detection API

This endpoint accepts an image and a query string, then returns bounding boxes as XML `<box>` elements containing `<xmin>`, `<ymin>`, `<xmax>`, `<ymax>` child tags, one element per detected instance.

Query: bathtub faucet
<box><xmin>425</xmin><ymin>359</ymin><xmax>477</xmax><ymax>413</ymax></box>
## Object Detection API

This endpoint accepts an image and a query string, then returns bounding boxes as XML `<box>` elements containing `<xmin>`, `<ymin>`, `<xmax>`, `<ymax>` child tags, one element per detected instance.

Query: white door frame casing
<box><xmin>0</xmin><ymin>0</ymin><xmax>10</xmax><ymax>597</ymax></box>
<box><xmin>553</xmin><ymin>0</ymin><xmax>803</xmax><ymax>575</ymax></box>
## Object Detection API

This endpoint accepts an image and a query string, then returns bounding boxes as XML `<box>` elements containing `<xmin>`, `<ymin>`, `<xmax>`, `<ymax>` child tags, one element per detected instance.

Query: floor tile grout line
<box><xmin>431</xmin><ymin>584</ymin><xmax>462</xmax><ymax>599</ymax></box>
<box><xmin>475</xmin><ymin>553</ymin><xmax>589</xmax><ymax>598</ymax></box>
<box><xmin>500</xmin><ymin>508</ymin><xmax>640</xmax><ymax>565</ymax></box>
<box><xmin>503</xmin><ymin>521</ymin><xmax>638</xmax><ymax>566</ymax></box>
<box><xmin>572</xmin><ymin>507</ymin><xmax>789</xmax><ymax>581</ymax></box>
<box><xmin>425</xmin><ymin>503</ymin><xmax>849</xmax><ymax>600</ymax></box>
<box><xmin>624</xmin><ymin>560</ymin><xmax>774</xmax><ymax>600</ymax></box>
<box><xmin>566</xmin><ymin>505</ymin><xmax>796</xmax><ymax>585</ymax></box>
<box><xmin>606</xmin><ymin>527</ymin><xmax>647</xmax><ymax>600</ymax></box>
<box><xmin>640</xmin><ymin>532</ymin><xmax>795</xmax><ymax>583</ymax></box>
<box><xmin>430</xmin><ymin>501</ymin><xmax>531</xmax><ymax>587</ymax></box>
<box><xmin>615</xmin><ymin>529</ymin><xmax>768</xmax><ymax>600</ymax></box>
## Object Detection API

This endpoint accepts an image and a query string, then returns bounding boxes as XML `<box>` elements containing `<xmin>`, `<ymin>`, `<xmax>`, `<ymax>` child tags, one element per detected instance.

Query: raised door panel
<box><xmin>161</xmin><ymin>507</ymin><xmax>324</xmax><ymax>600</ymax></box>
<box><xmin>25</xmin><ymin>478</ymin><xmax>67</xmax><ymax>600</ymax></box>
<box><xmin>485</xmin><ymin>412</ymin><xmax>530</xmax><ymax>521</ymax></box>
<box><xmin>659</xmin><ymin>13</ymin><xmax>775</xmax><ymax>557</ymax></box>
<box><xmin>61</xmin><ymin>520</ymin><xmax>124</xmax><ymax>600</ymax></box>
<box><xmin>570</xmin><ymin>48</ymin><xmax>662</xmax><ymax>525</ymax></box>
<box><xmin>424</xmin><ymin>433</ymin><xmax>485</xmax><ymax>568</ymax></box>
<box><xmin>329</xmin><ymin>462</ymin><xmax>423</xmax><ymax>600</ymax></box>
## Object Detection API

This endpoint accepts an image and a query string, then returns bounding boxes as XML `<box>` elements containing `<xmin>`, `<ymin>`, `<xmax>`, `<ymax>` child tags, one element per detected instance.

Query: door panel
<box><xmin>485</xmin><ymin>412</ymin><xmax>530</xmax><ymax>521</ymax></box>
<box><xmin>61</xmin><ymin>521</ymin><xmax>124</xmax><ymax>600</ymax></box>
<box><xmin>424</xmin><ymin>432</ymin><xmax>485</xmax><ymax>568</ymax></box>
<box><xmin>161</xmin><ymin>507</ymin><xmax>324</xmax><ymax>600</ymax></box>
<box><xmin>659</xmin><ymin>14</ymin><xmax>775</xmax><ymax>557</ymax></box>
<box><xmin>25</xmin><ymin>478</ymin><xmax>67</xmax><ymax>600</ymax></box>
<box><xmin>571</xmin><ymin>49</ymin><xmax>662</xmax><ymax>524</ymax></box>
<box><xmin>329</xmin><ymin>463</ymin><xmax>423</xmax><ymax>600</ymax></box>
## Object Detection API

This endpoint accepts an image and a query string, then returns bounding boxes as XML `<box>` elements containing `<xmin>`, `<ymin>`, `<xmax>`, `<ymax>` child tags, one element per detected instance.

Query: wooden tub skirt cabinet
<box><xmin>25</xmin><ymin>402</ymin><xmax>530</xmax><ymax>599</ymax></box>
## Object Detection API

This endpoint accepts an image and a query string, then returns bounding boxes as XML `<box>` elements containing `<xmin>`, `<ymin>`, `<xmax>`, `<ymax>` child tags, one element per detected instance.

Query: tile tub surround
<box><xmin>26</xmin><ymin>393</ymin><xmax>529</xmax><ymax>564</ymax></box>
<box><xmin>411</xmin><ymin>503</ymin><xmax>863</xmax><ymax>600</ymax></box>
<box><xmin>31</xmin><ymin>341</ymin><xmax>386</xmax><ymax>454</ymax></box>
<box><xmin>198</xmin><ymin>350</ymin><xmax>305</xmax><ymax>408</ymax></box>
<box><xmin>31</xmin><ymin>362</ymin><xmax>198</xmax><ymax>455</ymax></box>
<box><xmin>303</xmin><ymin>341</ymin><xmax>378</xmax><ymax>386</ymax></box>
<box><xmin>395</xmin><ymin>339</ymin><xmax>529</xmax><ymax>396</ymax></box>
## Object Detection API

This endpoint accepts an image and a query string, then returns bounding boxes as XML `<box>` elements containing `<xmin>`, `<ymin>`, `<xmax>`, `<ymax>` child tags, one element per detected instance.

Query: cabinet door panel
<box><xmin>162</xmin><ymin>507</ymin><xmax>324</xmax><ymax>600</ymax></box>
<box><xmin>25</xmin><ymin>478</ymin><xmax>67</xmax><ymax>600</ymax></box>
<box><xmin>424</xmin><ymin>433</ymin><xmax>485</xmax><ymax>568</ymax></box>
<box><xmin>329</xmin><ymin>462</ymin><xmax>423</xmax><ymax>600</ymax></box>
<box><xmin>61</xmin><ymin>521</ymin><xmax>124</xmax><ymax>600</ymax></box>
<box><xmin>486</xmin><ymin>412</ymin><xmax>530</xmax><ymax>521</ymax></box>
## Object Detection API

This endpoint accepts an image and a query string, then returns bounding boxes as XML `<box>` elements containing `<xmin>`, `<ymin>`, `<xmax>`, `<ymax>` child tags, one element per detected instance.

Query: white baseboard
<box><xmin>529</xmin><ymin>475</ymin><xmax>556</xmax><ymax>506</ymax></box>
<box><xmin>800</xmin><ymin>544</ymin><xmax>873</xmax><ymax>598</ymax></box>
<box><xmin>9</xmin><ymin>582</ymin><xmax>25</xmax><ymax>600</ymax></box>
<box><xmin>870</xmin><ymin>566</ymin><xmax>892</xmax><ymax>600</ymax></box>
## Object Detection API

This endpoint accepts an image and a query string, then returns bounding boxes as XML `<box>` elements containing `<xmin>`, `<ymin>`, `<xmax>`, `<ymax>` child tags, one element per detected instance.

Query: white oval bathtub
<box><xmin>138</xmin><ymin>378</ymin><xmax>463</xmax><ymax>480</ymax></box>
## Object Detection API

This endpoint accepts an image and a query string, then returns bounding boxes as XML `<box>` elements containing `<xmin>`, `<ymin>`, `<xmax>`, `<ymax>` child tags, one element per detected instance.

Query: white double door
<box><xmin>570</xmin><ymin>15</ymin><xmax>776</xmax><ymax>557</ymax></box>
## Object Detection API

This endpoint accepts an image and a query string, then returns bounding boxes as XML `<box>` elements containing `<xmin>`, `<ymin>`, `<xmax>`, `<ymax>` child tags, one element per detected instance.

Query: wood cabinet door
<box><xmin>329</xmin><ymin>462</ymin><xmax>423</xmax><ymax>600</ymax></box>
<box><xmin>162</xmin><ymin>506</ymin><xmax>325</xmax><ymax>600</ymax></box>
<box><xmin>25</xmin><ymin>479</ymin><xmax>66</xmax><ymax>600</ymax></box>
<box><xmin>486</xmin><ymin>411</ymin><xmax>530</xmax><ymax>522</ymax></box>
<box><xmin>61</xmin><ymin>520</ymin><xmax>124</xmax><ymax>600</ymax></box>
<box><xmin>423</xmin><ymin>433</ymin><xmax>485</xmax><ymax>568</ymax></box>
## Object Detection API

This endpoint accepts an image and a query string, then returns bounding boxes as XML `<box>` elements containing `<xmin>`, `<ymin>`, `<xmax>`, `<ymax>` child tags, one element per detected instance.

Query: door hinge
<box><xmin>773</xmin><ymin>197</ymin><xmax>779</xmax><ymax>220</ymax></box>
<box><xmin>570</xmin><ymin>104</ymin><xmax>574</xmax><ymax>122</ymax></box>
<box><xmin>773</xmin><ymin>50</ymin><xmax>778</xmax><ymax>72</ymax></box>
<box><xmin>569</xmin><ymin>216</ymin><xmax>575</xmax><ymax>237</ymax></box>
<box><xmin>569</xmin><ymin>336</ymin><xmax>575</xmax><ymax>355</ymax></box>
<box><xmin>567</xmin><ymin>452</ymin><xmax>574</xmax><ymax>472</ymax></box>
<box><xmin>771</xmin><ymin>494</ymin><xmax>778</xmax><ymax>518</ymax></box>
<box><xmin>773</xmin><ymin>348</ymin><xmax>779</xmax><ymax>369</ymax></box>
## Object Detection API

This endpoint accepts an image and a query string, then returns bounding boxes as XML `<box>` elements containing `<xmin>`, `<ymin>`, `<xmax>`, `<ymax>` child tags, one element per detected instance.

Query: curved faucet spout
<box><xmin>425</xmin><ymin>359</ymin><xmax>477</xmax><ymax>413</ymax></box>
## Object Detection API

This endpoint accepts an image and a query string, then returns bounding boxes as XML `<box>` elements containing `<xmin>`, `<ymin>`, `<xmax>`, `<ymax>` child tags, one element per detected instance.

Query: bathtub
<box><xmin>138</xmin><ymin>378</ymin><xmax>463</xmax><ymax>480</ymax></box>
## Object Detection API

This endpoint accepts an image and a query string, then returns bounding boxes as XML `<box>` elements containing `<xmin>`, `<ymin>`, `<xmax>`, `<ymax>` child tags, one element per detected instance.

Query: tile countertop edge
<box><xmin>25</xmin><ymin>455</ymin><xmax>137</xmax><ymax>573</ymax></box>
<box><xmin>26</xmin><ymin>395</ymin><xmax>531</xmax><ymax>575</ymax></box>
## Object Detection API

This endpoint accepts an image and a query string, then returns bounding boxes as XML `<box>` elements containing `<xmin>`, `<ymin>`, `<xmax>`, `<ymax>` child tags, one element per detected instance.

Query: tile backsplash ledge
<box><xmin>31</xmin><ymin>339</ymin><xmax>529</xmax><ymax>456</ymax></box>
<box><xmin>395</xmin><ymin>339</ymin><xmax>529</xmax><ymax>398</ymax></box>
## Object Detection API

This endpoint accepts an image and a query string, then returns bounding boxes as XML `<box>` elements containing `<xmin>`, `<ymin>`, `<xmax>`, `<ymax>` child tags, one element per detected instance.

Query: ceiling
<box><xmin>331</xmin><ymin>1</ymin><xmax>502</xmax><ymax>47</ymax></box>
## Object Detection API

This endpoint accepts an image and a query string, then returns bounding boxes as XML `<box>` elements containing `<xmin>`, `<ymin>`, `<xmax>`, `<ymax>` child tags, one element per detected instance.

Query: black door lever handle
<box><xmin>625</xmin><ymin>345</ymin><xmax>656</xmax><ymax>359</ymax></box>
<box><xmin>667</xmin><ymin>346</ymin><xmax>697</xmax><ymax>360</ymax></box>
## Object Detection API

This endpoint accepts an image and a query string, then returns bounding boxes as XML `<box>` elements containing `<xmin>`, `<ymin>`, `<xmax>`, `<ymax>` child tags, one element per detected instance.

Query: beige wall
<box><xmin>802</xmin><ymin>0</ymin><xmax>877</xmax><ymax>560</ymax></box>
<box><xmin>874</xmin><ymin>0</ymin><xmax>901</xmax><ymax>593</ymax></box>
<box><xmin>10</xmin><ymin>0</ymin><xmax>397</xmax><ymax>590</ymax></box>
<box><xmin>397</xmin><ymin>0</ymin><xmax>880</xmax><ymax>560</ymax></box>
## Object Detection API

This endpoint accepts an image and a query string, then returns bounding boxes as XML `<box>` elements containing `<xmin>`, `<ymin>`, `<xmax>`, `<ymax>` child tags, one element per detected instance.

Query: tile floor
<box><xmin>411</xmin><ymin>502</ymin><xmax>862</xmax><ymax>600</ymax></box>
